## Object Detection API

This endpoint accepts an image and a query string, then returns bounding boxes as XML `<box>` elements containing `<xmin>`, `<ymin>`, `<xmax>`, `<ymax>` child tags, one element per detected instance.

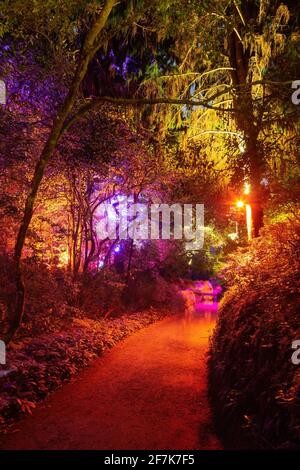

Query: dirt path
<box><xmin>0</xmin><ymin>313</ymin><xmax>221</xmax><ymax>450</ymax></box>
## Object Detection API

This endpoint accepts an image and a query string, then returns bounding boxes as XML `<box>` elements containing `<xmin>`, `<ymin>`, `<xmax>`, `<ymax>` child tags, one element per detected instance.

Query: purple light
<box><xmin>114</xmin><ymin>246</ymin><xmax>120</xmax><ymax>253</ymax></box>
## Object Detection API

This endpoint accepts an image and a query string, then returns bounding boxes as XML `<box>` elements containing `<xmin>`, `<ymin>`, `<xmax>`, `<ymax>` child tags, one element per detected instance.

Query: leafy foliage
<box><xmin>209</xmin><ymin>212</ymin><xmax>300</xmax><ymax>449</ymax></box>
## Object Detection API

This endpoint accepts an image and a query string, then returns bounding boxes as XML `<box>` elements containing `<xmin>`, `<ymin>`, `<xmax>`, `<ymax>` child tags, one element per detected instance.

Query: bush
<box><xmin>123</xmin><ymin>270</ymin><xmax>185</xmax><ymax>312</ymax></box>
<box><xmin>208</xmin><ymin>215</ymin><xmax>300</xmax><ymax>449</ymax></box>
<box><xmin>79</xmin><ymin>271</ymin><xmax>125</xmax><ymax>318</ymax></box>
<box><xmin>0</xmin><ymin>254</ymin><xmax>183</xmax><ymax>339</ymax></box>
<box><xmin>0</xmin><ymin>256</ymin><xmax>76</xmax><ymax>336</ymax></box>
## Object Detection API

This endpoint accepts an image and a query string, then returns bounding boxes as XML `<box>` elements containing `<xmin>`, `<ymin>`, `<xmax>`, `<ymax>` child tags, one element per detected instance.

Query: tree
<box><xmin>0</xmin><ymin>0</ymin><xmax>214</xmax><ymax>341</ymax></box>
<box><xmin>1</xmin><ymin>0</ymin><xmax>116</xmax><ymax>343</ymax></box>
<box><xmin>132</xmin><ymin>0</ymin><xmax>299</xmax><ymax>236</ymax></box>
<box><xmin>2</xmin><ymin>0</ymin><xmax>299</xmax><ymax>341</ymax></box>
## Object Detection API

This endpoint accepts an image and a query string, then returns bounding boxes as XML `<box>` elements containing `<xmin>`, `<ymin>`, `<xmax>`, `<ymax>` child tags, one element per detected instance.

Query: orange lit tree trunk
<box><xmin>2</xmin><ymin>0</ymin><xmax>116</xmax><ymax>344</ymax></box>
<box><xmin>227</xmin><ymin>31</ymin><xmax>264</xmax><ymax>238</ymax></box>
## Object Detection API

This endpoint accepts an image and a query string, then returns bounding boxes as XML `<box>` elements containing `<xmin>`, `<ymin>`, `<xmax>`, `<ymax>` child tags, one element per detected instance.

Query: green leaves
<box><xmin>0</xmin><ymin>0</ymin><xmax>89</xmax><ymax>60</ymax></box>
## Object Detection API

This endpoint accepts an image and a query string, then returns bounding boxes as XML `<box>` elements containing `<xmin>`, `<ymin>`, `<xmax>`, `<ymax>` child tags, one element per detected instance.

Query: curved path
<box><xmin>0</xmin><ymin>309</ymin><xmax>221</xmax><ymax>450</ymax></box>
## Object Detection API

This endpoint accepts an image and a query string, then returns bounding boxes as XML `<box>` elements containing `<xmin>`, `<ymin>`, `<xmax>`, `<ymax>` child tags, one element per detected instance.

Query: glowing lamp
<box><xmin>236</xmin><ymin>200</ymin><xmax>244</xmax><ymax>208</ymax></box>
<box><xmin>244</xmin><ymin>182</ymin><xmax>251</xmax><ymax>195</ymax></box>
<box><xmin>228</xmin><ymin>232</ymin><xmax>238</xmax><ymax>241</ymax></box>
<box><xmin>114</xmin><ymin>245</ymin><xmax>120</xmax><ymax>253</ymax></box>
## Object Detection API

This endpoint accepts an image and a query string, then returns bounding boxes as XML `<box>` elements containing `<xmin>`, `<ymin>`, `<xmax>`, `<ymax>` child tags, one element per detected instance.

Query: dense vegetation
<box><xmin>0</xmin><ymin>0</ymin><xmax>299</xmax><ymax>449</ymax></box>
<box><xmin>209</xmin><ymin>211</ymin><xmax>300</xmax><ymax>448</ymax></box>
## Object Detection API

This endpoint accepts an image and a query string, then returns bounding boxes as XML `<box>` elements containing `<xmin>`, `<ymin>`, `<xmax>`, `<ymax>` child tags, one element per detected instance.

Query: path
<box><xmin>0</xmin><ymin>306</ymin><xmax>221</xmax><ymax>450</ymax></box>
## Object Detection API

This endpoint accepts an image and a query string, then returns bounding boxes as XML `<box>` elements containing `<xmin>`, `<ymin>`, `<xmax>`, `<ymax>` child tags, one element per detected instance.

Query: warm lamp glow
<box><xmin>244</xmin><ymin>182</ymin><xmax>251</xmax><ymax>195</ymax></box>
<box><xmin>236</xmin><ymin>200</ymin><xmax>244</xmax><ymax>208</ymax></box>
<box><xmin>246</xmin><ymin>204</ymin><xmax>252</xmax><ymax>240</ymax></box>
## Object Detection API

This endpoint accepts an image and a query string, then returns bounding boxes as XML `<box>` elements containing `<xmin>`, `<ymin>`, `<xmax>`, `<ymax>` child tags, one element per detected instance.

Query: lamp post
<box><xmin>245</xmin><ymin>204</ymin><xmax>252</xmax><ymax>241</ymax></box>
<box><xmin>235</xmin><ymin>182</ymin><xmax>253</xmax><ymax>241</ymax></box>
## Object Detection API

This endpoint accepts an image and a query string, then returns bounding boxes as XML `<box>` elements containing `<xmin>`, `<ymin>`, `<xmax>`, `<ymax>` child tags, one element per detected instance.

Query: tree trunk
<box><xmin>227</xmin><ymin>30</ymin><xmax>264</xmax><ymax>237</ymax></box>
<box><xmin>126</xmin><ymin>239</ymin><xmax>134</xmax><ymax>284</ymax></box>
<box><xmin>1</xmin><ymin>0</ymin><xmax>115</xmax><ymax>344</ymax></box>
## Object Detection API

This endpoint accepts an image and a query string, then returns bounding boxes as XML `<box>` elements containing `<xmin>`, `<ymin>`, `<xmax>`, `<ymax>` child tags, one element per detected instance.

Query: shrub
<box><xmin>209</xmin><ymin>215</ymin><xmax>300</xmax><ymax>449</ymax></box>
<box><xmin>123</xmin><ymin>270</ymin><xmax>184</xmax><ymax>312</ymax></box>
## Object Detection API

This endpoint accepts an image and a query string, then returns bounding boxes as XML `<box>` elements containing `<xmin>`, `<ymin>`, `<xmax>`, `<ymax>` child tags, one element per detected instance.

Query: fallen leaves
<box><xmin>0</xmin><ymin>308</ymin><xmax>168</xmax><ymax>433</ymax></box>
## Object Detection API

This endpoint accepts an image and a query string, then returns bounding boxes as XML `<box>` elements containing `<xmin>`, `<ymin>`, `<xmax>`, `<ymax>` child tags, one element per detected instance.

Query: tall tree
<box><xmin>1</xmin><ymin>0</ymin><xmax>299</xmax><ymax>341</ymax></box>
<box><xmin>1</xmin><ymin>0</ymin><xmax>116</xmax><ymax>343</ymax></box>
<box><xmin>134</xmin><ymin>0</ymin><xmax>297</xmax><ymax>236</ymax></box>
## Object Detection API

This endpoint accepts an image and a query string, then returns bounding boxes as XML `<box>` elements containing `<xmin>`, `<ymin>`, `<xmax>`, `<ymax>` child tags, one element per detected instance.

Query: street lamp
<box><xmin>236</xmin><ymin>200</ymin><xmax>244</xmax><ymax>208</ymax></box>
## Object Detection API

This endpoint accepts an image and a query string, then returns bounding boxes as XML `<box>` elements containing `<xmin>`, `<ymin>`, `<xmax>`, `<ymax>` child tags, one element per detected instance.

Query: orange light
<box><xmin>236</xmin><ymin>200</ymin><xmax>244</xmax><ymax>208</ymax></box>
<box><xmin>246</xmin><ymin>204</ymin><xmax>252</xmax><ymax>240</ymax></box>
<box><xmin>244</xmin><ymin>182</ymin><xmax>251</xmax><ymax>195</ymax></box>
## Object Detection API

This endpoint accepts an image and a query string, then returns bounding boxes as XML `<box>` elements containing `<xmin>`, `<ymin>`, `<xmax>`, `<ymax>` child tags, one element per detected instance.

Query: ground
<box><xmin>0</xmin><ymin>305</ymin><xmax>221</xmax><ymax>450</ymax></box>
